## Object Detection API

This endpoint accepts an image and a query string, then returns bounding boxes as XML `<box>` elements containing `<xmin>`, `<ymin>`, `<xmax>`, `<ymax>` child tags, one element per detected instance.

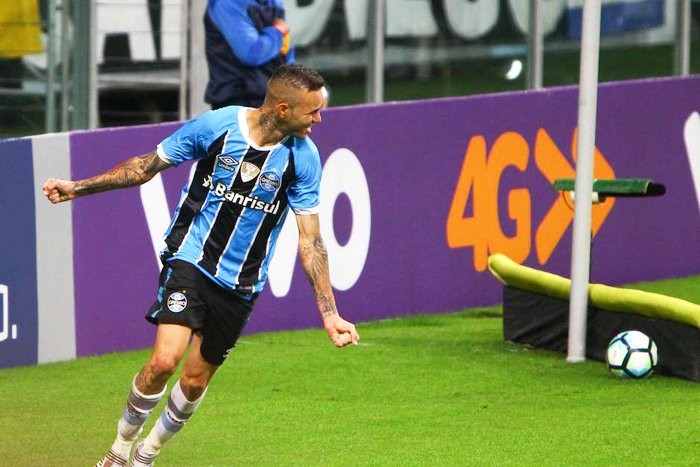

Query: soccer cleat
<box><xmin>95</xmin><ymin>449</ymin><xmax>129</xmax><ymax>467</ymax></box>
<box><xmin>128</xmin><ymin>441</ymin><xmax>158</xmax><ymax>467</ymax></box>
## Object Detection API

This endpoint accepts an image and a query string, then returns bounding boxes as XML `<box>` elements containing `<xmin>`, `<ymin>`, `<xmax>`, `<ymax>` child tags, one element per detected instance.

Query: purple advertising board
<box><xmin>0</xmin><ymin>139</ymin><xmax>38</xmax><ymax>367</ymax></box>
<box><xmin>70</xmin><ymin>124</ymin><xmax>182</xmax><ymax>356</ymax></box>
<box><xmin>70</xmin><ymin>76</ymin><xmax>700</xmax><ymax>357</ymax></box>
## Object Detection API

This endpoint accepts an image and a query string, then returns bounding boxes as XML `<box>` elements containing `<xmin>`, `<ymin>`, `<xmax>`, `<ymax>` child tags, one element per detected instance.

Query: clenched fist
<box><xmin>43</xmin><ymin>178</ymin><xmax>77</xmax><ymax>204</ymax></box>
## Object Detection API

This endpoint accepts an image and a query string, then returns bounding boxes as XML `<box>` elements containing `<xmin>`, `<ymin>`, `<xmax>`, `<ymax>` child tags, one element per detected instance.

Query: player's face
<box><xmin>285</xmin><ymin>89</ymin><xmax>323</xmax><ymax>138</ymax></box>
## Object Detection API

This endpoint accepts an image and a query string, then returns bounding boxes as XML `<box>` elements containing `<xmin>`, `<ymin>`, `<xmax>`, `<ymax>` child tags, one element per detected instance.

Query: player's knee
<box><xmin>179</xmin><ymin>374</ymin><xmax>208</xmax><ymax>401</ymax></box>
<box><xmin>148</xmin><ymin>354</ymin><xmax>181</xmax><ymax>377</ymax></box>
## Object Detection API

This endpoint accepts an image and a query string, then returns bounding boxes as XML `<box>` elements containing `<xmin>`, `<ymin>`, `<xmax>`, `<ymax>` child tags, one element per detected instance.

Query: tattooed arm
<box><xmin>296</xmin><ymin>213</ymin><xmax>359</xmax><ymax>347</ymax></box>
<box><xmin>43</xmin><ymin>151</ymin><xmax>171</xmax><ymax>204</ymax></box>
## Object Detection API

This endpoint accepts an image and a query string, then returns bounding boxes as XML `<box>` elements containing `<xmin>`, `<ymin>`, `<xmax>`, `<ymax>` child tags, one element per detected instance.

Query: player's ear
<box><xmin>275</xmin><ymin>102</ymin><xmax>291</xmax><ymax>120</ymax></box>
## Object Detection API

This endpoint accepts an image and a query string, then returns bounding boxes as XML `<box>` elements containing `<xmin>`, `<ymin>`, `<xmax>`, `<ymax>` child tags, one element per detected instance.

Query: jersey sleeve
<box><xmin>157</xmin><ymin>111</ymin><xmax>220</xmax><ymax>166</ymax></box>
<box><xmin>288</xmin><ymin>141</ymin><xmax>322</xmax><ymax>215</ymax></box>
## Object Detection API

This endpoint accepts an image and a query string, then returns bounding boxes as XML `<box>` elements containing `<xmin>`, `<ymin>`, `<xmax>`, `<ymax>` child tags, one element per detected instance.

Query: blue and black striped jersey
<box><xmin>156</xmin><ymin>106</ymin><xmax>321</xmax><ymax>294</ymax></box>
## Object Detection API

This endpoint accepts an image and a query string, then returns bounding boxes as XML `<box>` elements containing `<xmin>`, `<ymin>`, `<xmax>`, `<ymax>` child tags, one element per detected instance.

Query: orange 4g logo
<box><xmin>446</xmin><ymin>128</ymin><xmax>615</xmax><ymax>272</ymax></box>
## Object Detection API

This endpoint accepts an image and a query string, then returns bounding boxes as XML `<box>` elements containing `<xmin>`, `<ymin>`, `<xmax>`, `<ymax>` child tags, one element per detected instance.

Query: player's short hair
<box><xmin>269</xmin><ymin>64</ymin><xmax>325</xmax><ymax>94</ymax></box>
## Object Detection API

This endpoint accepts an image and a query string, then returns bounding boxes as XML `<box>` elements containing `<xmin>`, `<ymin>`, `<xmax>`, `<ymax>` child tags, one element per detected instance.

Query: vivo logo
<box><xmin>267</xmin><ymin>148</ymin><xmax>372</xmax><ymax>296</ymax></box>
<box><xmin>684</xmin><ymin>112</ymin><xmax>700</xmax><ymax>215</ymax></box>
<box><xmin>139</xmin><ymin>149</ymin><xmax>372</xmax><ymax>297</ymax></box>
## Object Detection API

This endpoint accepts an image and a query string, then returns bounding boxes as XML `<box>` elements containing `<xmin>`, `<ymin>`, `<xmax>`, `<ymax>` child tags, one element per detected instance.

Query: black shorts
<box><xmin>146</xmin><ymin>260</ymin><xmax>258</xmax><ymax>366</ymax></box>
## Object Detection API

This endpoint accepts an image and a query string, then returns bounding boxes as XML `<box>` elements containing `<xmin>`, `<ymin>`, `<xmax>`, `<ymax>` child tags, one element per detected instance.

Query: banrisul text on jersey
<box><xmin>202</xmin><ymin>175</ymin><xmax>282</xmax><ymax>215</ymax></box>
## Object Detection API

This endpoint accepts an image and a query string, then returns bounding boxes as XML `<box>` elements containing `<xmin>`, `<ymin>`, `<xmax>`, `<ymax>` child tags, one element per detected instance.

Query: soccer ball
<box><xmin>605</xmin><ymin>330</ymin><xmax>658</xmax><ymax>379</ymax></box>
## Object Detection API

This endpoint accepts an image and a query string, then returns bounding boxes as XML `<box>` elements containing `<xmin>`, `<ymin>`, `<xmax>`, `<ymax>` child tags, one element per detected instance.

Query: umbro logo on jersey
<box><xmin>217</xmin><ymin>155</ymin><xmax>239</xmax><ymax>172</ymax></box>
<box><xmin>240</xmin><ymin>162</ymin><xmax>261</xmax><ymax>182</ymax></box>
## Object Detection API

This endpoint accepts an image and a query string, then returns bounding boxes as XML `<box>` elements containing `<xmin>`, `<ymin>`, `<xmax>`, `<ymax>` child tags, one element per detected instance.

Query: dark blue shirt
<box><xmin>204</xmin><ymin>0</ymin><xmax>296</xmax><ymax>108</ymax></box>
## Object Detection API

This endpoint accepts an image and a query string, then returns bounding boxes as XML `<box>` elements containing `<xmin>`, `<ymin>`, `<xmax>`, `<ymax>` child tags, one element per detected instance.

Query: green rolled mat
<box><xmin>487</xmin><ymin>253</ymin><xmax>700</xmax><ymax>330</ymax></box>
<box><xmin>552</xmin><ymin>178</ymin><xmax>653</xmax><ymax>194</ymax></box>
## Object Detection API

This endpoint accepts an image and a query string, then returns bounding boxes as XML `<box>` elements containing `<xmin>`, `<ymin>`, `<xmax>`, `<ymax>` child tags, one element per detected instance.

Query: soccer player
<box><xmin>43</xmin><ymin>64</ymin><xmax>359</xmax><ymax>467</ymax></box>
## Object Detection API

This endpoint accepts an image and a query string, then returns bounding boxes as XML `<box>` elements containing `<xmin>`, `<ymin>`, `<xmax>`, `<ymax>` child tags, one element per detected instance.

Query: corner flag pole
<box><xmin>567</xmin><ymin>0</ymin><xmax>602</xmax><ymax>363</ymax></box>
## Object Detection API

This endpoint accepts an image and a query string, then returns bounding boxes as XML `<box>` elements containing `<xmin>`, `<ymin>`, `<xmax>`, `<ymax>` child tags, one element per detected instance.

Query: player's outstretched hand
<box><xmin>323</xmin><ymin>314</ymin><xmax>359</xmax><ymax>348</ymax></box>
<box><xmin>43</xmin><ymin>178</ymin><xmax>76</xmax><ymax>204</ymax></box>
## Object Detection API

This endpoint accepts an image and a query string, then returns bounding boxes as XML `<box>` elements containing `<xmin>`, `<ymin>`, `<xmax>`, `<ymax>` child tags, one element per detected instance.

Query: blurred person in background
<box><xmin>0</xmin><ymin>0</ymin><xmax>43</xmax><ymax>129</ymax></box>
<box><xmin>0</xmin><ymin>0</ymin><xmax>43</xmax><ymax>73</ymax></box>
<box><xmin>204</xmin><ymin>0</ymin><xmax>294</xmax><ymax>110</ymax></box>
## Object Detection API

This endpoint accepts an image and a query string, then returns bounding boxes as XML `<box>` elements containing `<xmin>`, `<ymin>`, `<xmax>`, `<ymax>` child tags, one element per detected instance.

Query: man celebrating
<box><xmin>43</xmin><ymin>64</ymin><xmax>359</xmax><ymax>467</ymax></box>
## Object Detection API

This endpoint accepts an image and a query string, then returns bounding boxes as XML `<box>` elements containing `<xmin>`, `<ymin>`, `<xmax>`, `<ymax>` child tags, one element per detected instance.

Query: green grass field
<box><xmin>2</xmin><ymin>275</ymin><xmax>700</xmax><ymax>466</ymax></box>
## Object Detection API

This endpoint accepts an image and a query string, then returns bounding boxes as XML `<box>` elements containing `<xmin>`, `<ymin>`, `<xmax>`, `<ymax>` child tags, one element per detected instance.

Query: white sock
<box><xmin>141</xmin><ymin>380</ymin><xmax>208</xmax><ymax>456</ymax></box>
<box><xmin>110</xmin><ymin>375</ymin><xmax>167</xmax><ymax>458</ymax></box>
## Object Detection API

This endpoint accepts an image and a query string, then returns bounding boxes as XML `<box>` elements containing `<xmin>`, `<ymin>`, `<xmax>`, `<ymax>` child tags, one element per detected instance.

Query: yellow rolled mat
<box><xmin>488</xmin><ymin>253</ymin><xmax>700</xmax><ymax>330</ymax></box>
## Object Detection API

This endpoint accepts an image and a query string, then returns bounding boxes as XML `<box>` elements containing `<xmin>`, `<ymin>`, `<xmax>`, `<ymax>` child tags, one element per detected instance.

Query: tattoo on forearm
<box><xmin>317</xmin><ymin>295</ymin><xmax>336</xmax><ymax>317</ymax></box>
<box><xmin>301</xmin><ymin>234</ymin><xmax>337</xmax><ymax>317</ymax></box>
<box><xmin>75</xmin><ymin>152</ymin><xmax>162</xmax><ymax>197</ymax></box>
<box><xmin>301</xmin><ymin>236</ymin><xmax>328</xmax><ymax>283</ymax></box>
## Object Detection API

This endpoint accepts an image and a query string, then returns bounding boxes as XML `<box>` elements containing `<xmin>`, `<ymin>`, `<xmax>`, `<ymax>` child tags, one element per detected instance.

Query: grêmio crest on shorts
<box><xmin>155</xmin><ymin>106</ymin><xmax>321</xmax><ymax>294</ymax></box>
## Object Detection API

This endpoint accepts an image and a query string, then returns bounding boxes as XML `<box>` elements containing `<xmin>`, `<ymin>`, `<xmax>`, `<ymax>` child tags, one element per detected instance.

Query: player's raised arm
<box><xmin>296</xmin><ymin>213</ymin><xmax>359</xmax><ymax>347</ymax></box>
<box><xmin>43</xmin><ymin>150</ymin><xmax>171</xmax><ymax>204</ymax></box>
